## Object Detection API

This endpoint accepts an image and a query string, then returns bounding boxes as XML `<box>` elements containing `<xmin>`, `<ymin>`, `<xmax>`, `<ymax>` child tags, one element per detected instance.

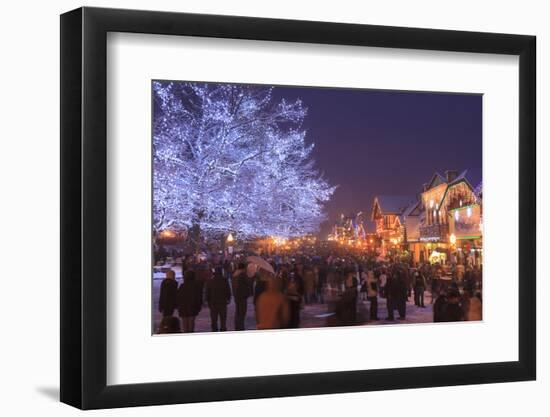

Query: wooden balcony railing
<box><xmin>419</xmin><ymin>223</ymin><xmax>449</xmax><ymax>241</ymax></box>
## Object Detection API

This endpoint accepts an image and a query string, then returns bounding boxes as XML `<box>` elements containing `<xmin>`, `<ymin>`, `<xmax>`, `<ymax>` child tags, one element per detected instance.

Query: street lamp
<box><xmin>449</xmin><ymin>233</ymin><xmax>457</xmax><ymax>245</ymax></box>
<box><xmin>160</xmin><ymin>229</ymin><xmax>175</xmax><ymax>239</ymax></box>
<box><xmin>226</xmin><ymin>233</ymin><xmax>235</xmax><ymax>255</ymax></box>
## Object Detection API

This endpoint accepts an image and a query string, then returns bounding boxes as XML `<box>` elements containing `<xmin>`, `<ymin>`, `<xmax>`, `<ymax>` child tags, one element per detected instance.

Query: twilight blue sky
<box><xmin>271</xmin><ymin>86</ymin><xmax>482</xmax><ymax>236</ymax></box>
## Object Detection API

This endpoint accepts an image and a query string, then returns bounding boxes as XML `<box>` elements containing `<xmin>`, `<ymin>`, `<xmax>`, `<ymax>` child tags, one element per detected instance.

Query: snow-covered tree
<box><xmin>153</xmin><ymin>81</ymin><xmax>335</xmax><ymax>242</ymax></box>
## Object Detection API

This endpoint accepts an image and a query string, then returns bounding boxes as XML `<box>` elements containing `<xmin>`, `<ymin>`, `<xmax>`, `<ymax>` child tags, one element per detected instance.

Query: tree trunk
<box><xmin>188</xmin><ymin>208</ymin><xmax>205</xmax><ymax>255</ymax></box>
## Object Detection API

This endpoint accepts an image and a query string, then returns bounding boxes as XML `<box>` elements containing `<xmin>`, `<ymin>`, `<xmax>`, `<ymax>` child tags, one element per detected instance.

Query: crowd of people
<box><xmin>156</xmin><ymin>249</ymin><xmax>483</xmax><ymax>334</ymax></box>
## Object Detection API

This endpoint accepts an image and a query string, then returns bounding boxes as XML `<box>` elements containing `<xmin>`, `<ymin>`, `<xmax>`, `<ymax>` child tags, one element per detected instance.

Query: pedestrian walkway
<box><xmin>153</xmin><ymin>278</ymin><xmax>434</xmax><ymax>333</ymax></box>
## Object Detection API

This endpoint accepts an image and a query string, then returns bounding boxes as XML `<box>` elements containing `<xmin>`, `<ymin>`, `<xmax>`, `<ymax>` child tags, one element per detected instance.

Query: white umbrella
<box><xmin>246</xmin><ymin>256</ymin><xmax>275</xmax><ymax>276</ymax></box>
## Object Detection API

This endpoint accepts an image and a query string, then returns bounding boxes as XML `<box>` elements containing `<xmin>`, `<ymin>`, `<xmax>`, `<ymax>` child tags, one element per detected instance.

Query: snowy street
<box><xmin>152</xmin><ymin>276</ymin><xmax>435</xmax><ymax>334</ymax></box>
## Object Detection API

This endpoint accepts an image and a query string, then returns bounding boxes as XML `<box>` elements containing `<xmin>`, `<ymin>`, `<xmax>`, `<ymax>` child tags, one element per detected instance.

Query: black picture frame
<box><xmin>60</xmin><ymin>6</ymin><xmax>536</xmax><ymax>410</ymax></box>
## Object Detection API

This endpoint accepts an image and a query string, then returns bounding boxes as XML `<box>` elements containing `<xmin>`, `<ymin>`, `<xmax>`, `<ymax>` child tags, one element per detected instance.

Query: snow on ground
<box><xmin>152</xmin><ymin>277</ymin><xmax>436</xmax><ymax>334</ymax></box>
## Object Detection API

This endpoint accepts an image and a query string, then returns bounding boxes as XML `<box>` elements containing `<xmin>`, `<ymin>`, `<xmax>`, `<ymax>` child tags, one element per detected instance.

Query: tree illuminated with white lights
<box><xmin>153</xmin><ymin>81</ymin><xmax>335</xmax><ymax>244</ymax></box>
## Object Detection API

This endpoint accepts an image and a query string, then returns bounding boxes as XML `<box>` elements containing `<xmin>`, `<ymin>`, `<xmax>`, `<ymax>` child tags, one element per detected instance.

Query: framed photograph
<box><xmin>60</xmin><ymin>7</ymin><xmax>536</xmax><ymax>410</ymax></box>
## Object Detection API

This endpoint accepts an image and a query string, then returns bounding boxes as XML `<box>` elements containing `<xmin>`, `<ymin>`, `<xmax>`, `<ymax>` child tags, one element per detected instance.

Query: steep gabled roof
<box><xmin>426</xmin><ymin>172</ymin><xmax>446</xmax><ymax>190</ymax></box>
<box><xmin>374</xmin><ymin>195</ymin><xmax>415</xmax><ymax>215</ymax></box>
<box><xmin>438</xmin><ymin>170</ymin><xmax>476</xmax><ymax>208</ymax></box>
<box><xmin>447</xmin><ymin>169</ymin><xmax>471</xmax><ymax>188</ymax></box>
<box><xmin>403</xmin><ymin>199</ymin><xmax>422</xmax><ymax>217</ymax></box>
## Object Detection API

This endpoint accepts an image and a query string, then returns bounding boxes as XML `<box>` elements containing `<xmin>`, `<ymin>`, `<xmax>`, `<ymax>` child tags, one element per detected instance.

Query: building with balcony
<box><xmin>413</xmin><ymin>170</ymin><xmax>481</xmax><ymax>265</ymax></box>
<box><xmin>371</xmin><ymin>195</ymin><xmax>415</xmax><ymax>257</ymax></box>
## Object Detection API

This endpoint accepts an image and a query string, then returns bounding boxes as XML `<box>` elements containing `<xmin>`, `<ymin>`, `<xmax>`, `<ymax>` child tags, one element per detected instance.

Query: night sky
<box><xmin>271</xmin><ymin>86</ymin><xmax>482</xmax><ymax>237</ymax></box>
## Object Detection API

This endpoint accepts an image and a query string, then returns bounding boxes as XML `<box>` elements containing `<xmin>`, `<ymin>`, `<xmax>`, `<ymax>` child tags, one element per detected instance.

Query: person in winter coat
<box><xmin>177</xmin><ymin>270</ymin><xmax>202</xmax><ymax>332</ymax></box>
<box><xmin>206</xmin><ymin>269</ymin><xmax>231</xmax><ymax>331</ymax></box>
<box><xmin>440</xmin><ymin>289</ymin><xmax>464</xmax><ymax>322</ymax></box>
<box><xmin>433</xmin><ymin>293</ymin><xmax>448</xmax><ymax>322</ymax></box>
<box><xmin>158</xmin><ymin>269</ymin><xmax>178</xmax><ymax>317</ymax></box>
<box><xmin>343</xmin><ymin>271</ymin><xmax>359</xmax><ymax>323</ymax></box>
<box><xmin>366</xmin><ymin>270</ymin><xmax>379</xmax><ymax>320</ymax></box>
<box><xmin>413</xmin><ymin>270</ymin><xmax>427</xmax><ymax>307</ymax></box>
<box><xmin>359</xmin><ymin>271</ymin><xmax>368</xmax><ymax>301</ymax></box>
<box><xmin>195</xmin><ymin>264</ymin><xmax>212</xmax><ymax>307</ymax></box>
<box><xmin>430</xmin><ymin>275</ymin><xmax>440</xmax><ymax>304</ymax></box>
<box><xmin>256</xmin><ymin>277</ymin><xmax>290</xmax><ymax>330</ymax></box>
<box><xmin>316</xmin><ymin>265</ymin><xmax>327</xmax><ymax>304</ymax></box>
<box><xmin>379</xmin><ymin>269</ymin><xmax>388</xmax><ymax>299</ymax></box>
<box><xmin>253</xmin><ymin>275</ymin><xmax>267</xmax><ymax>305</ymax></box>
<box><xmin>285</xmin><ymin>272</ymin><xmax>303</xmax><ymax>328</ymax></box>
<box><xmin>385</xmin><ymin>273</ymin><xmax>396</xmax><ymax>320</ymax></box>
<box><xmin>387</xmin><ymin>269</ymin><xmax>408</xmax><ymax>319</ymax></box>
<box><xmin>232</xmin><ymin>263</ymin><xmax>252</xmax><ymax>331</ymax></box>
<box><xmin>303</xmin><ymin>267</ymin><xmax>317</xmax><ymax>304</ymax></box>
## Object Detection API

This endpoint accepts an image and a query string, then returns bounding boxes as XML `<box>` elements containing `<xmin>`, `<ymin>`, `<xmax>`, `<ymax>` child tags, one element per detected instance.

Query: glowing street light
<box><xmin>160</xmin><ymin>229</ymin><xmax>175</xmax><ymax>238</ymax></box>
<box><xmin>226</xmin><ymin>233</ymin><xmax>235</xmax><ymax>243</ymax></box>
<box><xmin>449</xmin><ymin>233</ymin><xmax>457</xmax><ymax>245</ymax></box>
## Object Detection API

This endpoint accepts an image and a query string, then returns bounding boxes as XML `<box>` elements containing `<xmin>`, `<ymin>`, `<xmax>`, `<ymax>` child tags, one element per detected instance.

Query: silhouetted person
<box><xmin>303</xmin><ymin>267</ymin><xmax>317</xmax><ymax>304</ymax></box>
<box><xmin>344</xmin><ymin>271</ymin><xmax>359</xmax><ymax>323</ymax></box>
<box><xmin>285</xmin><ymin>272</ymin><xmax>303</xmax><ymax>328</ymax></box>
<box><xmin>253</xmin><ymin>277</ymin><xmax>267</xmax><ymax>304</ymax></box>
<box><xmin>366</xmin><ymin>270</ymin><xmax>379</xmax><ymax>320</ymax></box>
<box><xmin>316</xmin><ymin>265</ymin><xmax>326</xmax><ymax>304</ymax></box>
<box><xmin>232</xmin><ymin>263</ymin><xmax>252</xmax><ymax>330</ymax></box>
<box><xmin>177</xmin><ymin>270</ymin><xmax>203</xmax><ymax>332</ymax></box>
<box><xmin>433</xmin><ymin>293</ymin><xmax>448</xmax><ymax>322</ymax></box>
<box><xmin>413</xmin><ymin>270</ymin><xmax>426</xmax><ymax>307</ymax></box>
<box><xmin>158</xmin><ymin>269</ymin><xmax>178</xmax><ymax>317</ymax></box>
<box><xmin>385</xmin><ymin>273</ymin><xmax>396</xmax><ymax>320</ymax></box>
<box><xmin>394</xmin><ymin>269</ymin><xmax>408</xmax><ymax>319</ymax></box>
<box><xmin>440</xmin><ymin>289</ymin><xmax>464</xmax><ymax>322</ymax></box>
<box><xmin>206</xmin><ymin>269</ymin><xmax>231</xmax><ymax>331</ymax></box>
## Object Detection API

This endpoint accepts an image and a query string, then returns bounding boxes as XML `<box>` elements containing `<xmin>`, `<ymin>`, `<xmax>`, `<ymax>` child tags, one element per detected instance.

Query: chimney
<box><xmin>422</xmin><ymin>183</ymin><xmax>429</xmax><ymax>192</ymax></box>
<box><xmin>445</xmin><ymin>170</ymin><xmax>458</xmax><ymax>183</ymax></box>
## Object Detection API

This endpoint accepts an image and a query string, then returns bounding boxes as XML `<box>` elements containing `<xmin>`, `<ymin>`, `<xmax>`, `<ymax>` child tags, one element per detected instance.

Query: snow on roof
<box><xmin>474</xmin><ymin>181</ymin><xmax>483</xmax><ymax>198</ymax></box>
<box><xmin>426</xmin><ymin>172</ymin><xmax>446</xmax><ymax>189</ymax></box>
<box><xmin>448</xmin><ymin>169</ymin><xmax>469</xmax><ymax>186</ymax></box>
<box><xmin>375</xmin><ymin>195</ymin><xmax>415</xmax><ymax>214</ymax></box>
<box><xmin>445</xmin><ymin>170</ymin><xmax>476</xmax><ymax>196</ymax></box>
